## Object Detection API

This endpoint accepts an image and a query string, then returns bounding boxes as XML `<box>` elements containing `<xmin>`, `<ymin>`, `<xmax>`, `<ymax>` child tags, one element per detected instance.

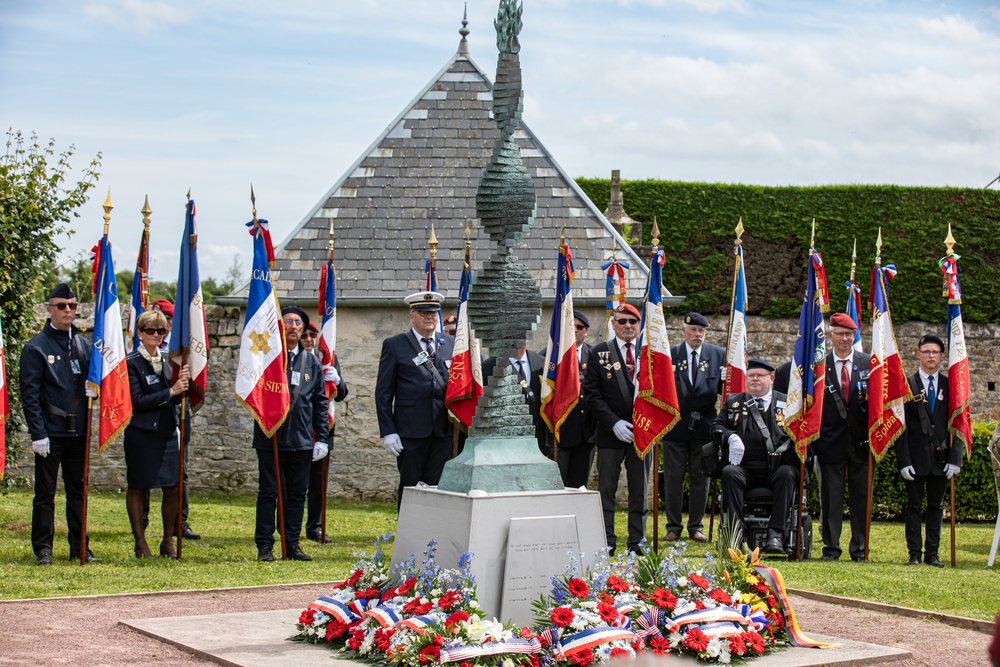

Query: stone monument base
<box><xmin>392</xmin><ymin>485</ymin><xmax>606</xmax><ymax>625</ymax></box>
<box><xmin>437</xmin><ymin>435</ymin><xmax>564</xmax><ymax>493</ymax></box>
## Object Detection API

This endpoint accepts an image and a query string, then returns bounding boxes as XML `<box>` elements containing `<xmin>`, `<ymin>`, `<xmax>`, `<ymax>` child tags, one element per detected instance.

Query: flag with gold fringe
<box><xmin>940</xmin><ymin>249</ymin><xmax>972</xmax><ymax>456</ymax></box>
<box><xmin>540</xmin><ymin>242</ymin><xmax>580</xmax><ymax>442</ymax></box>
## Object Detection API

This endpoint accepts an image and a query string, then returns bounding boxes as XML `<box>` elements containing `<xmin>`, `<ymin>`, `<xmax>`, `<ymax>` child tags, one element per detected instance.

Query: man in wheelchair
<box><xmin>709</xmin><ymin>359</ymin><xmax>799</xmax><ymax>555</ymax></box>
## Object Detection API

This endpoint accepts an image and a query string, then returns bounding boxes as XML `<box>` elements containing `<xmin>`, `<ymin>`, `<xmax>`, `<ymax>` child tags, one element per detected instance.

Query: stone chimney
<box><xmin>603</xmin><ymin>169</ymin><xmax>636</xmax><ymax>238</ymax></box>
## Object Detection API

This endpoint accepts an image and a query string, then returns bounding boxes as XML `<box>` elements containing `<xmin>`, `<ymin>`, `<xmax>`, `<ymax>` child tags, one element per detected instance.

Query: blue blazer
<box><xmin>375</xmin><ymin>330</ymin><xmax>455</xmax><ymax>440</ymax></box>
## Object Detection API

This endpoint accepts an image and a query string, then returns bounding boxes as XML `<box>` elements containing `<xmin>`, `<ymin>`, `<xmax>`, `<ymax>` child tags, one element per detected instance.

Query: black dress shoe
<box><xmin>764</xmin><ymin>537</ymin><xmax>784</xmax><ymax>554</ymax></box>
<box><xmin>180</xmin><ymin>525</ymin><xmax>201</xmax><ymax>540</ymax></box>
<box><xmin>36</xmin><ymin>548</ymin><xmax>52</xmax><ymax>566</ymax></box>
<box><xmin>69</xmin><ymin>549</ymin><xmax>102</xmax><ymax>563</ymax></box>
<box><xmin>820</xmin><ymin>554</ymin><xmax>838</xmax><ymax>561</ymax></box>
<box><xmin>925</xmin><ymin>556</ymin><xmax>944</xmax><ymax>568</ymax></box>
<box><xmin>257</xmin><ymin>546</ymin><xmax>275</xmax><ymax>562</ymax></box>
<box><xmin>851</xmin><ymin>556</ymin><xmax>866</xmax><ymax>563</ymax></box>
<box><xmin>306</xmin><ymin>532</ymin><xmax>333</xmax><ymax>544</ymax></box>
<box><xmin>289</xmin><ymin>544</ymin><xmax>313</xmax><ymax>561</ymax></box>
<box><xmin>906</xmin><ymin>556</ymin><xmax>921</xmax><ymax>565</ymax></box>
<box><xmin>159</xmin><ymin>544</ymin><xmax>178</xmax><ymax>559</ymax></box>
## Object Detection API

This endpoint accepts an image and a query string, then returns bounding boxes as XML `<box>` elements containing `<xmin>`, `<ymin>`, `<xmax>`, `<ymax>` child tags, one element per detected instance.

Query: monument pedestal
<box><xmin>392</xmin><ymin>486</ymin><xmax>606</xmax><ymax>626</ymax></box>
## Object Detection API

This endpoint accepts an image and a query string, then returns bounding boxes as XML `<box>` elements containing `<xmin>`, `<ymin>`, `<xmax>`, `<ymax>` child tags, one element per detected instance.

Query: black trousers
<box><xmin>305</xmin><ymin>458</ymin><xmax>327</xmax><ymax>537</ymax></box>
<box><xmin>662</xmin><ymin>439</ymin><xmax>710</xmax><ymax>535</ymax></box>
<box><xmin>542</xmin><ymin>441</ymin><xmax>596</xmax><ymax>489</ymax></box>
<box><xmin>396</xmin><ymin>434</ymin><xmax>452</xmax><ymax>510</ymax></box>
<box><xmin>255</xmin><ymin>449</ymin><xmax>311</xmax><ymax>549</ymax></box>
<box><xmin>597</xmin><ymin>446</ymin><xmax>651</xmax><ymax>552</ymax></box>
<box><xmin>819</xmin><ymin>453</ymin><xmax>869</xmax><ymax>560</ymax></box>
<box><xmin>904</xmin><ymin>473</ymin><xmax>948</xmax><ymax>560</ymax></box>
<box><xmin>32</xmin><ymin>436</ymin><xmax>86</xmax><ymax>556</ymax></box>
<box><xmin>721</xmin><ymin>462</ymin><xmax>797</xmax><ymax>542</ymax></box>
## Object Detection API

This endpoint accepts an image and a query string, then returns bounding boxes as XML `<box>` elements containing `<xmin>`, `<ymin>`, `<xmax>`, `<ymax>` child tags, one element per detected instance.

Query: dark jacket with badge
<box><xmin>482</xmin><ymin>351</ymin><xmax>545</xmax><ymax>447</ymax></box>
<box><xmin>711</xmin><ymin>391</ymin><xmax>797</xmax><ymax>471</ymax></box>
<box><xmin>19</xmin><ymin>322</ymin><xmax>91</xmax><ymax>440</ymax></box>
<box><xmin>125</xmin><ymin>351</ymin><xmax>180</xmax><ymax>432</ymax></box>
<box><xmin>813</xmin><ymin>351</ymin><xmax>870</xmax><ymax>466</ymax></box>
<box><xmin>556</xmin><ymin>342</ymin><xmax>597</xmax><ymax>448</ymax></box>
<box><xmin>896</xmin><ymin>372</ymin><xmax>962</xmax><ymax>476</ymax></box>
<box><xmin>583</xmin><ymin>339</ymin><xmax>635</xmax><ymax>450</ymax></box>
<box><xmin>666</xmin><ymin>341</ymin><xmax>725</xmax><ymax>442</ymax></box>
<box><xmin>375</xmin><ymin>331</ymin><xmax>455</xmax><ymax>440</ymax></box>
<box><xmin>252</xmin><ymin>346</ymin><xmax>329</xmax><ymax>451</ymax></box>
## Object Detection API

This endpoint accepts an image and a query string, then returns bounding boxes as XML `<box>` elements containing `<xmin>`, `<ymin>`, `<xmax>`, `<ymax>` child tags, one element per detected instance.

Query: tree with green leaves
<box><xmin>0</xmin><ymin>130</ymin><xmax>101</xmax><ymax>483</ymax></box>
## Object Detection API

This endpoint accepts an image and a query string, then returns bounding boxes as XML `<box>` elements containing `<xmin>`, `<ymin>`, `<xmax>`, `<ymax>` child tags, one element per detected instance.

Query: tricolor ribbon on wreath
<box><xmin>440</xmin><ymin>637</ymin><xmax>542</xmax><ymax>663</ymax></box>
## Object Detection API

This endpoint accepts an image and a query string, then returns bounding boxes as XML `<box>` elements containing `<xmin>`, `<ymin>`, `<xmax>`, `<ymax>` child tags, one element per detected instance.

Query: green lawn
<box><xmin>1</xmin><ymin>489</ymin><xmax>997</xmax><ymax>621</ymax></box>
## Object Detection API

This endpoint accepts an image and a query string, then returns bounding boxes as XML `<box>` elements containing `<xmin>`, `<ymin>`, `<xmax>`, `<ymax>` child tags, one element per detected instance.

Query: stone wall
<box><xmin>14</xmin><ymin>305</ymin><xmax>1000</xmax><ymax>502</ymax></box>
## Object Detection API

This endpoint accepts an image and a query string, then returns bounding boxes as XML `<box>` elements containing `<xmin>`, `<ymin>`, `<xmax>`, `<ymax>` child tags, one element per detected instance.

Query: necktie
<box><xmin>625</xmin><ymin>342</ymin><xmax>635</xmax><ymax>376</ymax></box>
<box><xmin>691</xmin><ymin>350</ymin><xmax>699</xmax><ymax>385</ymax></box>
<box><xmin>516</xmin><ymin>360</ymin><xmax>527</xmax><ymax>383</ymax></box>
<box><xmin>927</xmin><ymin>375</ymin><xmax>936</xmax><ymax>413</ymax></box>
<box><xmin>840</xmin><ymin>360</ymin><xmax>851</xmax><ymax>398</ymax></box>
<box><xmin>422</xmin><ymin>337</ymin><xmax>435</xmax><ymax>361</ymax></box>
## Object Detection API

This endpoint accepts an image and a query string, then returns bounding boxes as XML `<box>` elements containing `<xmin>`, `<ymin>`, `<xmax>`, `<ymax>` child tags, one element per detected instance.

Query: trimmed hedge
<box><xmin>576</xmin><ymin>179</ymin><xmax>1000</xmax><ymax>323</ymax></box>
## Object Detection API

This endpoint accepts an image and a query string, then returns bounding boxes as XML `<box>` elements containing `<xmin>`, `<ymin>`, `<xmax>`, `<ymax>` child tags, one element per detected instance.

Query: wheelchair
<box><xmin>740</xmin><ymin>483</ymin><xmax>812</xmax><ymax>559</ymax></box>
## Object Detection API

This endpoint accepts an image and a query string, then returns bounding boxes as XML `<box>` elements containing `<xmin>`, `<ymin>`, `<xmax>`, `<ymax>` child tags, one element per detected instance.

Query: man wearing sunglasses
<box><xmin>583</xmin><ymin>302</ymin><xmax>649</xmax><ymax>555</ymax></box>
<box><xmin>19</xmin><ymin>283</ymin><xmax>98</xmax><ymax>565</ymax></box>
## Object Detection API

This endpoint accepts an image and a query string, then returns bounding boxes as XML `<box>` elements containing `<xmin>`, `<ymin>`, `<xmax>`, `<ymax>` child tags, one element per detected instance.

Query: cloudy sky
<box><xmin>3</xmin><ymin>0</ymin><xmax>999</xmax><ymax>282</ymax></box>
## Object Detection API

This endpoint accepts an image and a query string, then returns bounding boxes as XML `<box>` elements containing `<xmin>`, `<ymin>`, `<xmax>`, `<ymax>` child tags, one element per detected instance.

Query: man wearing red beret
<box><xmin>583</xmin><ymin>302</ymin><xmax>649</xmax><ymax>554</ymax></box>
<box><xmin>814</xmin><ymin>312</ymin><xmax>870</xmax><ymax>561</ymax></box>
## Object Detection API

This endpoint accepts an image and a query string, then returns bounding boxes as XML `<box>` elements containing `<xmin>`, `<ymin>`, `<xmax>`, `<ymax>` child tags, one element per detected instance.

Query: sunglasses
<box><xmin>302</xmin><ymin>331</ymin><xmax>317</xmax><ymax>338</ymax></box>
<box><xmin>142</xmin><ymin>327</ymin><xmax>168</xmax><ymax>335</ymax></box>
<box><xmin>50</xmin><ymin>302</ymin><xmax>79</xmax><ymax>311</ymax></box>
<box><xmin>574</xmin><ymin>325</ymin><xmax>587</xmax><ymax>331</ymax></box>
<box><xmin>615</xmin><ymin>318</ymin><xmax>639</xmax><ymax>325</ymax></box>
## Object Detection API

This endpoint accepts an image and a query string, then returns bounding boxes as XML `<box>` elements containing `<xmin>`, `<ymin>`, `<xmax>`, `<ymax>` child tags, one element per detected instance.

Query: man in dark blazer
<box><xmin>663</xmin><ymin>312</ymin><xmax>724</xmax><ymax>543</ymax></box>
<box><xmin>711</xmin><ymin>359</ymin><xmax>798</xmax><ymax>553</ymax></box>
<box><xmin>543</xmin><ymin>311</ymin><xmax>597</xmax><ymax>488</ymax></box>
<box><xmin>813</xmin><ymin>312</ymin><xmax>870</xmax><ymax>561</ymax></box>
<box><xmin>896</xmin><ymin>334</ymin><xmax>963</xmax><ymax>568</ymax></box>
<box><xmin>583</xmin><ymin>303</ymin><xmax>648</xmax><ymax>554</ymax></box>
<box><xmin>375</xmin><ymin>292</ymin><xmax>455</xmax><ymax>509</ymax></box>
<box><xmin>482</xmin><ymin>343</ymin><xmax>546</xmax><ymax>450</ymax></box>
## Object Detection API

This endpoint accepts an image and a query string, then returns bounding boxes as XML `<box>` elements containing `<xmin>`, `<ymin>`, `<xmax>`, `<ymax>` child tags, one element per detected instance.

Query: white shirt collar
<box><xmin>835</xmin><ymin>353</ymin><xmax>853</xmax><ymax>365</ymax></box>
<box><xmin>751</xmin><ymin>391</ymin><xmax>773</xmax><ymax>410</ymax></box>
<box><xmin>412</xmin><ymin>328</ymin><xmax>436</xmax><ymax>344</ymax></box>
<box><xmin>918</xmin><ymin>369</ymin><xmax>939</xmax><ymax>386</ymax></box>
<box><xmin>508</xmin><ymin>350</ymin><xmax>528</xmax><ymax>366</ymax></box>
<box><xmin>614</xmin><ymin>337</ymin><xmax>634</xmax><ymax>355</ymax></box>
<box><xmin>685</xmin><ymin>341</ymin><xmax>701</xmax><ymax>358</ymax></box>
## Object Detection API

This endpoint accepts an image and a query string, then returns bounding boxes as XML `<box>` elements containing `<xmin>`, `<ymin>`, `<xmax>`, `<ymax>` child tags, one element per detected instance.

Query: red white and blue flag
<box><xmin>632</xmin><ymin>249</ymin><xmax>681</xmax><ymax>458</ymax></box>
<box><xmin>783</xmin><ymin>251</ymin><xmax>829</xmax><ymax>459</ymax></box>
<box><xmin>723</xmin><ymin>242</ymin><xmax>748</xmax><ymax>398</ymax></box>
<box><xmin>0</xmin><ymin>315</ymin><xmax>8</xmax><ymax>480</ymax></box>
<box><xmin>940</xmin><ymin>253</ymin><xmax>972</xmax><ymax>456</ymax></box>
<box><xmin>425</xmin><ymin>253</ymin><xmax>443</xmax><ymax>334</ymax></box>
<box><xmin>318</xmin><ymin>259</ymin><xmax>338</xmax><ymax>427</ymax></box>
<box><xmin>540</xmin><ymin>243</ymin><xmax>580</xmax><ymax>442</ymax></box>
<box><xmin>601</xmin><ymin>258</ymin><xmax>629</xmax><ymax>341</ymax></box>
<box><xmin>867</xmin><ymin>260</ymin><xmax>912</xmax><ymax>460</ymax></box>
<box><xmin>167</xmin><ymin>198</ymin><xmax>209</xmax><ymax>411</ymax></box>
<box><xmin>445</xmin><ymin>249</ymin><xmax>484</xmax><ymax>428</ymax></box>
<box><xmin>126</xmin><ymin>223</ymin><xmax>149</xmax><ymax>352</ymax></box>
<box><xmin>86</xmin><ymin>235</ymin><xmax>132</xmax><ymax>454</ymax></box>
<box><xmin>846</xmin><ymin>280</ymin><xmax>863</xmax><ymax>353</ymax></box>
<box><xmin>236</xmin><ymin>219</ymin><xmax>290</xmax><ymax>437</ymax></box>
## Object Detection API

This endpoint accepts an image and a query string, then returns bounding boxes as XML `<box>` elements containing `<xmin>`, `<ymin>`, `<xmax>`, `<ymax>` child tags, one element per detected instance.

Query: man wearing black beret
<box><xmin>896</xmin><ymin>334</ymin><xmax>962</xmax><ymax>567</ymax></box>
<box><xmin>19</xmin><ymin>284</ymin><xmax>98</xmax><ymax>564</ymax></box>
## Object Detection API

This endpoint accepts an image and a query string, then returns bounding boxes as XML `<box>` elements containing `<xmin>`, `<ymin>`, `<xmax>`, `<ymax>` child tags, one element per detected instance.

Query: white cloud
<box><xmin>83</xmin><ymin>0</ymin><xmax>188</xmax><ymax>33</ymax></box>
<box><xmin>917</xmin><ymin>14</ymin><xmax>982</xmax><ymax>42</ymax></box>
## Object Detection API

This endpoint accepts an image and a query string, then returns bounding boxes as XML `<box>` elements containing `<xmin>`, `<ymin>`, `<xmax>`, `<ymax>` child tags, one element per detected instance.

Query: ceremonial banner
<box><xmin>168</xmin><ymin>198</ymin><xmax>209</xmax><ymax>411</ymax></box>
<box><xmin>540</xmin><ymin>243</ymin><xmax>580</xmax><ymax>442</ymax></box>
<box><xmin>126</xmin><ymin>224</ymin><xmax>149</xmax><ymax>352</ymax></box>
<box><xmin>86</xmin><ymin>236</ymin><xmax>132</xmax><ymax>454</ymax></box>
<box><xmin>783</xmin><ymin>251</ymin><xmax>829</xmax><ymax>459</ymax></box>
<box><xmin>723</xmin><ymin>242</ymin><xmax>748</xmax><ymax>397</ymax></box>
<box><xmin>445</xmin><ymin>252</ymin><xmax>483</xmax><ymax>428</ymax></box>
<box><xmin>318</xmin><ymin>259</ymin><xmax>337</xmax><ymax>427</ymax></box>
<box><xmin>0</xmin><ymin>315</ymin><xmax>8</xmax><ymax>480</ymax></box>
<box><xmin>601</xmin><ymin>258</ymin><xmax>628</xmax><ymax>341</ymax></box>
<box><xmin>236</xmin><ymin>220</ymin><xmax>290</xmax><ymax>437</ymax></box>
<box><xmin>940</xmin><ymin>254</ymin><xmax>972</xmax><ymax>455</ymax></box>
<box><xmin>846</xmin><ymin>280</ymin><xmax>863</xmax><ymax>353</ymax></box>
<box><xmin>632</xmin><ymin>249</ymin><xmax>680</xmax><ymax>457</ymax></box>
<box><xmin>867</xmin><ymin>262</ymin><xmax>911</xmax><ymax>459</ymax></box>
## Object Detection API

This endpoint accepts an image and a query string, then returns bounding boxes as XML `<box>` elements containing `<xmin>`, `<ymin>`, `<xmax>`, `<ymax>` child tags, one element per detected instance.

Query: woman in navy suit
<box><xmin>124</xmin><ymin>310</ymin><xmax>189</xmax><ymax>558</ymax></box>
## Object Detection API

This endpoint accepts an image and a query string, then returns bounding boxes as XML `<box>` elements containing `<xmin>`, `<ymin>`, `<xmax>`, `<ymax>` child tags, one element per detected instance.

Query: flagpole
<box><xmin>649</xmin><ymin>218</ymin><xmax>661</xmax><ymax>554</ymax></box>
<box><xmin>453</xmin><ymin>221</ymin><xmax>472</xmax><ymax>459</ymax></box>
<box><xmin>321</xmin><ymin>217</ymin><xmax>335</xmax><ymax>545</ymax></box>
<box><xmin>864</xmin><ymin>228</ymin><xmax>884</xmax><ymax>563</ymax></box>
<box><xmin>944</xmin><ymin>225</ymin><xmax>958</xmax><ymax>568</ymax></box>
<box><xmin>175</xmin><ymin>191</ymin><xmax>189</xmax><ymax>560</ymax></box>
<box><xmin>793</xmin><ymin>220</ymin><xmax>818</xmax><ymax>561</ymax></box>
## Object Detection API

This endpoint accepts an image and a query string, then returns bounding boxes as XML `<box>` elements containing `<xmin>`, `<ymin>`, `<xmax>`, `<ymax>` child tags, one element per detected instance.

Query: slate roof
<box><xmin>266</xmin><ymin>30</ymin><xmax>659</xmax><ymax>305</ymax></box>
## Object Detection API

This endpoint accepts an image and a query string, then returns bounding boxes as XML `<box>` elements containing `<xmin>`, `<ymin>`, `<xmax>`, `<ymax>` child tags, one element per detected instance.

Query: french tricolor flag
<box><xmin>86</xmin><ymin>235</ymin><xmax>132</xmax><ymax>454</ymax></box>
<box><xmin>540</xmin><ymin>243</ymin><xmax>580</xmax><ymax>442</ymax></box>
<box><xmin>867</xmin><ymin>258</ymin><xmax>912</xmax><ymax>460</ymax></box>
<box><xmin>941</xmin><ymin>253</ymin><xmax>972</xmax><ymax>456</ymax></box>
<box><xmin>168</xmin><ymin>198</ymin><xmax>209</xmax><ymax>411</ymax></box>
<box><xmin>318</xmin><ymin>259</ymin><xmax>337</xmax><ymax>427</ymax></box>
<box><xmin>723</xmin><ymin>241</ymin><xmax>747</xmax><ymax>397</ymax></box>
<box><xmin>445</xmin><ymin>254</ymin><xmax>484</xmax><ymax>428</ymax></box>
<box><xmin>236</xmin><ymin>219</ymin><xmax>289</xmax><ymax>437</ymax></box>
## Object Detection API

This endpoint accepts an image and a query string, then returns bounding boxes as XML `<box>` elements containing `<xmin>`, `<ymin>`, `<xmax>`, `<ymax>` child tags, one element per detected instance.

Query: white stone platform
<box><xmin>122</xmin><ymin>607</ymin><xmax>912</xmax><ymax>667</ymax></box>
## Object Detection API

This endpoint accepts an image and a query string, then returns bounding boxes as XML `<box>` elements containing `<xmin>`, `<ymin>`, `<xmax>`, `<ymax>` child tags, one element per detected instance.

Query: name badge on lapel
<box><xmin>291</xmin><ymin>371</ymin><xmax>301</xmax><ymax>386</ymax></box>
<box><xmin>145</xmin><ymin>374</ymin><xmax>160</xmax><ymax>386</ymax></box>
<box><xmin>412</xmin><ymin>350</ymin><xmax>430</xmax><ymax>367</ymax></box>
<box><xmin>70</xmin><ymin>359</ymin><xmax>81</xmax><ymax>375</ymax></box>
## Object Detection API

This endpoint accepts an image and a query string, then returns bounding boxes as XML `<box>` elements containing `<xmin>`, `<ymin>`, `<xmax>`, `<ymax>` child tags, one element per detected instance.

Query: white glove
<box><xmin>720</xmin><ymin>367</ymin><xmax>727</xmax><ymax>382</ymax></box>
<box><xmin>612</xmin><ymin>420</ymin><xmax>634</xmax><ymax>443</ymax></box>
<box><xmin>85</xmin><ymin>387</ymin><xmax>97</xmax><ymax>398</ymax></box>
<box><xmin>312</xmin><ymin>442</ymin><xmax>329</xmax><ymax>462</ymax></box>
<box><xmin>32</xmin><ymin>438</ymin><xmax>50</xmax><ymax>458</ymax></box>
<box><xmin>900</xmin><ymin>465</ymin><xmax>915</xmax><ymax>481</ymax></box>
<box><xmin>323</xmin><ymin>366</ymin><xmax>341</xmax><ymax>385</ymax></box>
<box><xmin>944</xmin><ymin>464</ymin><xmax>961</xmax><ymax>479</ymax></box>
<box><xmin>383</xmin><ymin>434</ymin><xmax>403</xmax><ymax>456</ymax></box>
<box><xmin>727</xmin><ymin>434</ymin><xmax>745</xmax><ymax>465</ymax></box>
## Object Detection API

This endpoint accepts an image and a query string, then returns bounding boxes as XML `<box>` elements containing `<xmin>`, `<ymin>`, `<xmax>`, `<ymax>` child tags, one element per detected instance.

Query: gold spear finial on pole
<box><xmin>560</xmin><ymin>219</ymin><xmax>566</xmax><ymax>246</ymax></box>
<box><xmin>102</xmin><ymin>187</ymin><xmax>113</xmax><ymax>236</ymax></box>
<box><xmin>328</xmin><ymin>218</ymin><xmax>335</xmax><ymax>263</ymax></box>
<box><xmin>850</xmin><ymin>238</ymin><xmax>858</xmax><ymax>284</ymax></box>
<box><xmin>651</xmin><ymin>216</ymin><xmax>660</xmax><ymax>251</ymax></box>
<box><xmin>250</xmin><ymin>184</ymin><xmax>258</xmax><ymax>225</ymax></box>
<box><xmin>875</xmin><ymin>227</ymin><xmax>883</xmax><ymax>267</ymax></box>
<box><xmin>810</xmin><ymin>218</ymin><xmax>816</xmax><ymax>250</ymax></box>
<box><xmin>464</xmin><ymin>219</ymin><xmax>472</xmax><ymax>270</ymax></box>
<box><xmin>141</xmin><ymin>195</ymin><xmax>151</xmax><ymax>229</ymax></box>
<box><xmin>735</xmin><ymin>217</ymin><xmax>745</xmax><ymax>246</ymax></box>
<box><xmin>944</xmin><ymin>223</ymin><xmax>956</xmax><ymax>256</ymax></box>
<box><xmin>428</xmin><ymin>223</ymin><xmax>439</xmax><ymax>260</ymax></box>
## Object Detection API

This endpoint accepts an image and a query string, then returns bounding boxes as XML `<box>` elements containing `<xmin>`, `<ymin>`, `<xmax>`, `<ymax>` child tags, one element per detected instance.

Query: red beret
<box><xmin>152</xmin><ymin>299</ymin><xmax>174</xmax><ymax>317</ymax></box>
<box><xmin>306</xmin><ymin>321</ymin><xmax>319</xmax><ymax>333</ymax></box>
<box><xmin>443</xmin><ymin>315</ymin><xmax>458</xmax><ymax>326</ymax></box>
<box><xmin>829</xmin><ymin>312</ymin><xmax>857</xmax><ymax>330</ymax></box>
<box><xmin>615</xmin><ymin>303</ymin><xmax>641</xmax><ymax>320</ymax></box>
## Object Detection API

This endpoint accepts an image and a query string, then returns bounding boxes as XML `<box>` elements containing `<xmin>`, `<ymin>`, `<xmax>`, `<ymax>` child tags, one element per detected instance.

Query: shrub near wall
<box><xmin>576</xmin><ymin>180</ymin><xmax>1000</xmax><ymax>324</ymax></box>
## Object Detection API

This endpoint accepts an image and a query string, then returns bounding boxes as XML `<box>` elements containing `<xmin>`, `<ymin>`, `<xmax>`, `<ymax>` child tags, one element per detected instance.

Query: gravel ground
<box><xmin>0</xmin><ymin>583</ymin><xmax>993</xmax><ymax>666</ymax></box>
